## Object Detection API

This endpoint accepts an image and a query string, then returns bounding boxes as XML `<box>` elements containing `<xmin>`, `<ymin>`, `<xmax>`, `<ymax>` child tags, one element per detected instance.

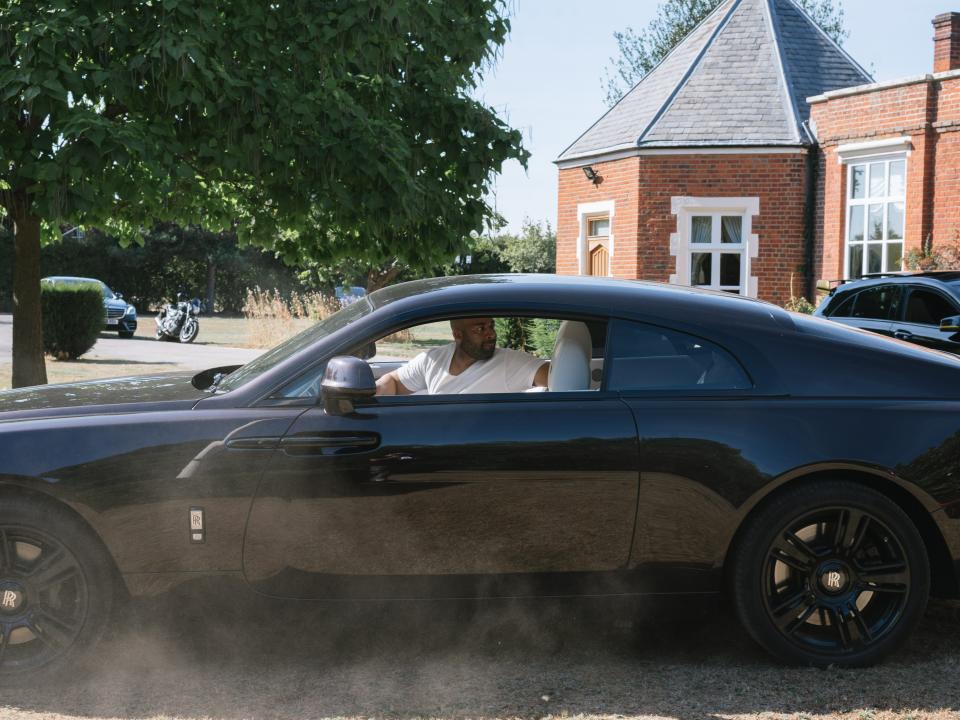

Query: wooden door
<box><xmin>590</xmin><ymin>244</ymin><xmax>609</xmax><ymax>277</ymax></box>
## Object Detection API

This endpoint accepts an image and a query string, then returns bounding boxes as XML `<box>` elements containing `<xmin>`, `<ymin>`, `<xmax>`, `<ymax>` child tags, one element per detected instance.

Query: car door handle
<box><xmin>280</xmin><ymin>432</ymin><xmax>380</xmax><ymax>453</ymax></box>
<box><xmin>893</xmin><ymin>330</ymin><xmax>915</xmax><ymax>340</ymax></box>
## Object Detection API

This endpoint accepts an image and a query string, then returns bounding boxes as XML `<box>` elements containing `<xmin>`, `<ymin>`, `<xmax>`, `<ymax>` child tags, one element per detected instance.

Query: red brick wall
<box><xmin>557</xmin><ymin>153</ymin><xmax>809</xmax><ymax>304</ymax></box>
<box><xmin>810</xmin><ymin>75</ymin><xmax>960</xmax><ymax>283</ymax></box>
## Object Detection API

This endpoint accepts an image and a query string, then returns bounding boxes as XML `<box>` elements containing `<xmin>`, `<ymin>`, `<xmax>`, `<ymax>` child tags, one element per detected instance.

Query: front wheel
<box><xmin>178</xmin><ymin>318</ymin><xmax>199</xmax><ymax>344</ymax></box>
<box><xmin>0</xmin><ymin>497</ymin><xmax>117</xmax><ymax>680</ymax></box>
<box><xmin>731</xmin><ymin>480</ymin><xmax>929</xmax><ymax>667</ymax></box>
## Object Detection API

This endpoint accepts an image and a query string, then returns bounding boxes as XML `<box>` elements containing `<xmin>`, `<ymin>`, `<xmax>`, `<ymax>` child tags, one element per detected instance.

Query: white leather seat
<box><xmin>548</xmin><ymin>321</ymin><xmax>592</xmax><ymax>391</ymax></box>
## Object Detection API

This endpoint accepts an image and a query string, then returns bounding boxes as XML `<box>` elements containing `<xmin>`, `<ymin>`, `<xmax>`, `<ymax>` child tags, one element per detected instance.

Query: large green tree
<box><xmin>602</xmin><ymin>0</ymin><xmax>848</xmax><ymax>106</ymax></box>
<box><xmin>0</xmin><ymin>1</ymin><xmax>526</xmax><ymax>387</ymax></box>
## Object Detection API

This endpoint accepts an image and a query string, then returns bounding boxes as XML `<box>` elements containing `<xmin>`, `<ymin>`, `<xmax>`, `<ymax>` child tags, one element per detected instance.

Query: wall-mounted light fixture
<box><xmin>582</xmin><ymin>166</ymin><xmax>601</xmax><ymax>185</ymax></box>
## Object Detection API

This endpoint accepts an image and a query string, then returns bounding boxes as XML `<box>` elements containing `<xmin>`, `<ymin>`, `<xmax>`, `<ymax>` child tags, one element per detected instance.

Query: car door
<box><xmin>242</xmin><ymin>367</ymin><xmax>640</xmax><ymax>600</ymax></box>
<box><xmin>892</xmin><ymin>285</ymin><xmax>960</xmax><ymax>353</ymax></box>
<box><xmin>605</xmin><ymin>318</ymin><xmax>759</xmax><ymax>593</ymax></box>
<box><xmin>826</xmin><ymin>285</ymin><xmax>900</xmax><ymax>337</ymax></box>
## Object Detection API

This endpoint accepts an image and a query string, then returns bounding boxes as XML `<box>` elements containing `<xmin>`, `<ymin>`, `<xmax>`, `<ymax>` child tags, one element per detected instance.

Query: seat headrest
<box><xmin>548</xmin><ymin>321</ymin><xmax>592</xmax><ymax>391</ymax></box>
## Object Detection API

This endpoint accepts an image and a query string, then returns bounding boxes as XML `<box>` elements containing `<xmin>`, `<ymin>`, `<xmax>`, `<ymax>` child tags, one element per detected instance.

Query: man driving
<box><xmin>376</xmin><ymin>317</ymin><xmax>549</xmax><ymax>395</ymax></box>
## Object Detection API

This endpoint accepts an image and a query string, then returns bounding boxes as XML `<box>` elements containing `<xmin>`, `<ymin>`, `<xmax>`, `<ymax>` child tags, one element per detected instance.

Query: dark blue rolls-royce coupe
<box><xmin>2</xmin><ymin>274</ymin><xmax>960</xmax><ymax>675</ymax></box>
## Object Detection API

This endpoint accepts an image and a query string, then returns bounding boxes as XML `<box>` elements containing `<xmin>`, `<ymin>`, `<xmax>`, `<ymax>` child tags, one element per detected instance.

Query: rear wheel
<box><xmin>0</xmin><ymin>497</ymin><xmax>116</xmax><ymax>680</ymax></box>
<box><xmin>731</xmin><ymin>481</ymin><xmax>929</xmax><ymax>667</ymax></box>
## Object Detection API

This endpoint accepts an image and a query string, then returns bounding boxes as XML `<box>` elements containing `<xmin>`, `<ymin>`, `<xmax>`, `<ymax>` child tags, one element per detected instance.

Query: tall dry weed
<box><xmin>243</xmin><ymin>287</ymin><xmax>339</xmax><ymax>348</ymax></box>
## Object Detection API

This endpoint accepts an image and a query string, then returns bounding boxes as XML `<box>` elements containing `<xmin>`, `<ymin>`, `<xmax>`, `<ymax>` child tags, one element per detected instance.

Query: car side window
<box><xmin>825</xmin><ymin>291</ymin><xmax>856</xmax><ymax>318</ymax></box>
<box><xmin>850</xmin><ymin>286</ymin><xmax>901</xmax><ymax>320</ymax></box>
<box><xmin>903</xmin><ymin>288</ymin><xmax>958</xmax><ymax>326</ymax></box>
<box><xmin>606</xmin><ymin>319</ymin><xmax>751</xmax><ymax>391</ymax></box>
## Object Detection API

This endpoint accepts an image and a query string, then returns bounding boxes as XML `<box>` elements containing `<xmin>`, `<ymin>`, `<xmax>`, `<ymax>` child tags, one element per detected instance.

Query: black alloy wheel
<box><xmin>732</xmin><ymin>481</ymin><xmax>929</xmax><ymax>667</ymax></box>
<box><xmin>0</xmin><ymin>498</ymin><xmax>115</xmax><ymax>679</ymax></box>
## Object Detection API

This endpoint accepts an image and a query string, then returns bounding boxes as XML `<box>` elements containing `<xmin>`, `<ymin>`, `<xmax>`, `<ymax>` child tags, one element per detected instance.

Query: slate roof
<box><xmin>557</xmin><ymin>0</ymin><xmax>871</xmax><ymax>162</ymax></box>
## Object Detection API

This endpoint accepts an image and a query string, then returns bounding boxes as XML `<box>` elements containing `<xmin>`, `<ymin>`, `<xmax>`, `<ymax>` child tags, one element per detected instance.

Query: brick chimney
<box><xmin>934</xmin><ymin>12</ymin><xmax>960</xmax><ymax>73</ymax></box>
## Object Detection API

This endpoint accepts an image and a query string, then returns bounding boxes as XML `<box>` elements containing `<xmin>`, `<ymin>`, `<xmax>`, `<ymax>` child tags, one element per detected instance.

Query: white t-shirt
<box><xmin>396</xmin><ymin>343</ymin><xmax>546</xmax><ymax>395</ymax></box>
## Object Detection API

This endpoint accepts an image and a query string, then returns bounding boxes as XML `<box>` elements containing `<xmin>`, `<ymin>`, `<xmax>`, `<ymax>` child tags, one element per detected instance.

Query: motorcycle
<box><xmin>155</xmin><ymin>294</ymin><xmax>202</xmax><ymax>343</ymax></box>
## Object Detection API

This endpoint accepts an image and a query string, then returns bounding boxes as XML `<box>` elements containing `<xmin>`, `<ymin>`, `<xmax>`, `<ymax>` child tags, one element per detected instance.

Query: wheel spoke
<box><xmin>834</xmin><ymin>508</ymin><xmax>869</xmax><ymax>556</ymax></box>
<box><xmin>829</xmin><ymin>607</ymin><xmax>853</xmax><ymax>649</ymax></box>
<box><xmin>772</xmin><ymin>593</ymin><xmax>817</xmax><ymax>634</ymax></box>
<box><xmin>770</xmin><ymin>533</ymin><xmax>817</xmax><ymax>573</ymax></box>
<box><xmin>28</xmin><ymin>549</ymin><xmax>78</xmax><ymax>592</ymax></box>
<box><xmin>859</xmin><ymin>561</ymin><xmax>909</xmax><ymax>593</ymax></box>
<box><xmin>35</xmin><ymin>604</ymin><xmax>83</xmax><ymax>637</ymax></box>
<box><xmin>847</xmin><ymin>600</ymin><xmax>873</xmax><ymax>644</ymax></box>
<box><xmin>28</xmin><ymin>613</ymin><xmax>72</xmax><ymax>650</ymax></box>
<box><xmin>0</xmin><ymin>530</ymin><xmax>12</xmax><ymax>573</ymax></box>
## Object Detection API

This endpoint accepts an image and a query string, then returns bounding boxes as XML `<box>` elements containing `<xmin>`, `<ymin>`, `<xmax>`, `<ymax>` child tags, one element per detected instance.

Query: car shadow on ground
<box><xmin>5</xmin><ymin>593</ymin><xmax>960</xmax><ymax>719</ymax></box>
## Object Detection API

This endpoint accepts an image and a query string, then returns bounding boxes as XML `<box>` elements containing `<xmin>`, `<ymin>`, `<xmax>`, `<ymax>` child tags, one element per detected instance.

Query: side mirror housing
<box><xmin>940</xmin><ymin>315</ymin><xmax>960</xmax><ymax>333</ymax></box>
<box><xmin>321</xmin><ymin>356</ymin><xmax>376</xmax><ymax>415</ymax></box>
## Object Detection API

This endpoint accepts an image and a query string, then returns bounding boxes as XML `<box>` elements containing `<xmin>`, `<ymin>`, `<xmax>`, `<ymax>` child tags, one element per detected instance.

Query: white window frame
<box><xmin>842</xmin><ymin>154</ymin><xmax>907</xmax><ymax>280</ymax></box>
<box><xmin>670</xmin><ymin>197</ymin><xmax>760</xmax><ymax>297</ymax></box>
<box><xmin>576</xmin><ymin>200</ymin><xmax>615</xmax><ymax>277</ymax></box>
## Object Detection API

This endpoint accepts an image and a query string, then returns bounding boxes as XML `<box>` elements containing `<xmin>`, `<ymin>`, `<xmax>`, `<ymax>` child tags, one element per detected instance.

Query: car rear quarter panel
<box><xmin>626</xmin><ymin>396</ymin><xmax>960</xmax><ymax>589</ymax></box>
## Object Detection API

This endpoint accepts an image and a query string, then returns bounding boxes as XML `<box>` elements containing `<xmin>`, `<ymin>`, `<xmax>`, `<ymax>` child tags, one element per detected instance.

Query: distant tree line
<box><xmin>0</xmin><ymin>219</ymin><xmax>557</xmax><ymax>314</ymax></box>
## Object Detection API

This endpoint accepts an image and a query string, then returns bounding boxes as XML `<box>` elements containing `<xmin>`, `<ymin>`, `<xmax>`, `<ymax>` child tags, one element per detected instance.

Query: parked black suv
<box><xmin>815</xmin><ymin>271</ymin><xmax>960</xmax><ymax>353</ymax></box>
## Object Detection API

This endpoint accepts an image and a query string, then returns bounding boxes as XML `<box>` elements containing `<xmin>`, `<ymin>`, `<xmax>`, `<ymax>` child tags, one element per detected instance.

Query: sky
<box><xmin>477</xmin><ymin>0</ymin><xmax>951</xmax><ymax>233</ymax></box>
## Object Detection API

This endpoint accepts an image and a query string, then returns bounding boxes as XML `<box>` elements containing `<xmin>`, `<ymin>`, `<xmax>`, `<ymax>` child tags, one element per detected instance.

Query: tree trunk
<box><xmin>206</xmin><ymin>258</ymin><xmax>216</xmax><ymax>313</ymax></box>
<box><xmin>11</xmin><ymin>203</ymin><xmax>47</xmax><ymax>388</ymax></box>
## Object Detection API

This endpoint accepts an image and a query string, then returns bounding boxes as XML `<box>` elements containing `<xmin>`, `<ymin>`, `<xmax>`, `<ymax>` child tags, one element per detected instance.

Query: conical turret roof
<box><xmin>558</xmin><ymin>0</ymin><xmax>871</xmax><ymax>162</ymax></box>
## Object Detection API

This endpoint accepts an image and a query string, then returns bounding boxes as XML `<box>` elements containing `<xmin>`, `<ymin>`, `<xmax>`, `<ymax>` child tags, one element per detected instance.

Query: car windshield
<box><xmin>216</xmin><ymin>297</ymin><xmax>374</xmax><ymax>392</ymax></box>
<box><xmin>101</xmin><ymin>284</ymin><xmax>115</xmax><ymax>299</ymax></box>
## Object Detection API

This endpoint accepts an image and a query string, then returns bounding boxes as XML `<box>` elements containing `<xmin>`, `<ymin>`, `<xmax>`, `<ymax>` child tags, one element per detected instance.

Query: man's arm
<box><xmin>375</xmin><ymin>370</ymin><xmax>414</xmax><ymax>396</ymax></box>
<box><xmin>533</xmin><ymin>361</ymin><xmax>549</xmax><ymax>388</ymax></box>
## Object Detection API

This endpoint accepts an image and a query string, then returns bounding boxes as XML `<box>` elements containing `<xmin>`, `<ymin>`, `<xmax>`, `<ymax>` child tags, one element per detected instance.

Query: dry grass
<box><xmin>0</xmin><ymin>360</ymin><xmax>179</xmax><ymax>390</ymax></box>
<box><xmin>242</xmin><ymin>287</ymin><xmax>340</xmax><ymax>348</ymax></box>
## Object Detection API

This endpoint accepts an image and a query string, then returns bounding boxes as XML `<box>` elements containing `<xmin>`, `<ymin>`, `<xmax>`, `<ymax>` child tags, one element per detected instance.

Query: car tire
<box><xmin>118</xmin><ymin>330</ymin><xmax>134</xmax><ymax>339</ymax></box>
<box><xmin>0</xmin><ymin>496</ymin><xmax>117</xmax><ymax>681</ymax></box>
<box><xmin>730</xmin><ymin>480</ymin><xmax>929</xmax><ymax>667</ymax></box>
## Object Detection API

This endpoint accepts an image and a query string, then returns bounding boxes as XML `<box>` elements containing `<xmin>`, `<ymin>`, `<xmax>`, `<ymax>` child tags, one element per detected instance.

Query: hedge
<box><xmin>41</xmin><ymin>281</ymin><xmax>104</xmax><ymax>360</ymax></box>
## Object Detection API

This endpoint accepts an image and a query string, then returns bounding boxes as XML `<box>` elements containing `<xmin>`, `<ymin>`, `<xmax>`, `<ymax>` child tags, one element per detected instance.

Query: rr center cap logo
<box><xmin>0</xmin><ymin>587</ymin><xmax>24</xmax><ymax>614</ymax></box>
<box><xmin>818</xmin><ymin>565</ymin><xmax>849</xmax><ymax>594</ymax></box>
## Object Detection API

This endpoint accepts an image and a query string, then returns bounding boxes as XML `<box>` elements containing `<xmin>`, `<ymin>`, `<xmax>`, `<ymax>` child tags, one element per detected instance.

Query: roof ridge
<box><xmin>764</xmin><ymin>0</ymin><xmax>803</xmax><ymax>144</ymax></box>
<box><xmin>555</xmin><ymin>0</ymin><xmax>739</xmax><ymax>161</ymax></box>
<box><xmin>778</xmin><ymin>0</ymin><xmax>873</xmax><ymax>83</ymax></box>
<box><xmin>636</xmin><ymin>0</ymin><xmax>744</xmax><ymax>145</ymax></box>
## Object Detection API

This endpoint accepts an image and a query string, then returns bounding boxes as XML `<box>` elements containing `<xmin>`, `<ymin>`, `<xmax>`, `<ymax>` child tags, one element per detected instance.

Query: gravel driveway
<box><xmin>3</xmin><ymin>596</ymin><xmax>960</xmax><ymax>720</ymax></box>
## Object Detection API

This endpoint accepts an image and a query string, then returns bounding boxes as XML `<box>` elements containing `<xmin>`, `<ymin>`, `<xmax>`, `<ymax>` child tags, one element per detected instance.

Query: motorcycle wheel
<box><xmin>179</xmin><ymin>319</ymin><xmax>199</xmax><ymax>344</ymax></box>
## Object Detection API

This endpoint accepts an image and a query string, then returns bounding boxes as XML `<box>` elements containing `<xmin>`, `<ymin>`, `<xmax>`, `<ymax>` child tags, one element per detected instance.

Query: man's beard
<box><xmin>461</xmin><ymin>337</ymin><xmax>496</xmax><ymax>361</ymax></box>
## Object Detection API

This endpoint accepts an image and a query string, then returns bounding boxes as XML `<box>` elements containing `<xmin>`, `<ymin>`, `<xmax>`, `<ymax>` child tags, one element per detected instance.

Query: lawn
<box><xmin>0</xmin><ymin>317</ymin><xmax>453</xmax><ymax>390</ymax></box>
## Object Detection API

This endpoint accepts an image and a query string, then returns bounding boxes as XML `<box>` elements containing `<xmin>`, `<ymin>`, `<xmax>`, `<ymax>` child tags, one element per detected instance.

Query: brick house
<box><xmin>810</xmin><ymin>13</ymin><xmax>960</xmax><ymax>287</ymax></box>
<box><xmin>555</xmin><ymin>0</ymin><xmax>872</xmax><ymax>303</ymax></box>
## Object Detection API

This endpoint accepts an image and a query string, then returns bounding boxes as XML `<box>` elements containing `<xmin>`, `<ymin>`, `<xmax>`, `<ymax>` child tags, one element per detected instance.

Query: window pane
<box><xmin>607</xmin><ymin>319</ymin><xmax>751</xmax><ymax>391</ymax></box>
<box><xmin>691</xmin><ymin>253</ymin><xmax>712</xmax><ymax>285</ymax></box>
<box><xmin>869</xmin><ymin>162</ymin><xmax>886</xmax><ymax>198</ymax></box>
<box><xmin>848</xmin><ymin>206</ymin><xmax>865</xmax><ymax>243</ymax></box>
<box><xmin>827</xmin><ymin>292</ymin><xmax>857</xmax><ymax>318</ymax></box>
<box><xmin>889</xmin><ymin>160</ymin><xmax>906</xmax><ymax>197</ymax></box>
<box><xmin>588</xmin><ymin>217</ymin><xmax>609</xmax><ymax>237</ymax></box>
<box><xmin>720</xmin><ymin>253</ymin><xmax>741</xmax><ymax>286</ymax></box>
<box><xmin>869</xmin><ymin>204</ymin><xmax>884</xmax><ymax>240</ymax></box>
<box><xmin>868</xmin><ymin>244</ymin><xmax>882</xmax><ymax>274</ymax></box>
<box><xmin>852</xmin><ymin>286</ymin><xmax>901</xmax><ymax>320</ymax></box>
<box><xmin>887</xmin><ymin>202</ymin><xmax>904</xmax><ymax>240</ymax></box>
<box><xmin>849</xmin><ymin>244</ymin><xmax>863</xmax><ymax>279</ymax></box>
<box><xmin>888</xmin><ymin>242</ymin><xmax>903</xmax><ymax>271</ymax></box>
<box><xmin>721</xmin><ymin>216</ymin><xmax>742</xmax><ymax>244</ymax></box>
<box><xmin>691</xmin><ymin>216</ymin><xmax>712</xmax><ymax>244</ymax></box>
<box><xmin>850</xmin><ymin>165</ymin><xmax>866</xmax><ymax>200</ymax></box>
<box><xmin>905</xmin><ymin>289</ymin><xmax>958</xmax><ymax>325</ymax></box>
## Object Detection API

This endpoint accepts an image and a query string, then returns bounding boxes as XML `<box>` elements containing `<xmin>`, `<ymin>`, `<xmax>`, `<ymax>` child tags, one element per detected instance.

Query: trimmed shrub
<box><xmin>42</xmin><ymin>281</ymin><xmax>104</xmax><ymax>359</ymax></box>
<box><xmin>529</xmin><ymin>318</ymin><xmax>561</xmax><ymax>359</ymax></box>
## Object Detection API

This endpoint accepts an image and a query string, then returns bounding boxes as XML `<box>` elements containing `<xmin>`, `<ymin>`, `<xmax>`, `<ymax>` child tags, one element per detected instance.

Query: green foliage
<box><xmin>0</xmin><ymin>1</ymin><xmax>527</xmax><ymax>258</ymax></box>
<box><xmin>528</xmin><ymin>318</ymin><xmax>561</xmax><ymax>359</ymax></box>
<box><xmin>602</xmin><ymin>0</ymin><xmax>849</xmax><ymax>106</ymax></box>
<box><xmin>784</xmin><ymin>295</ymin><xmax>816</xmax><ymax>314</ymax></box>
<box><xmin>495</xmin><ymin>317</ymin><xmax>531</xmax><ymax>352</ymax></box>
<box><xmin>495</xmin><ymin>220</ymin><xmax>557</xmax><ymax>274</ymax></box>
<box><xmin>905</xmin><ymin>235</ymin><xmax>960</xmax><ymax>272</ymax></box>
<box><xmin>41</xmin><ymin>281</ymin><xmax>103</xmax><ymax>359</ymax></box>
